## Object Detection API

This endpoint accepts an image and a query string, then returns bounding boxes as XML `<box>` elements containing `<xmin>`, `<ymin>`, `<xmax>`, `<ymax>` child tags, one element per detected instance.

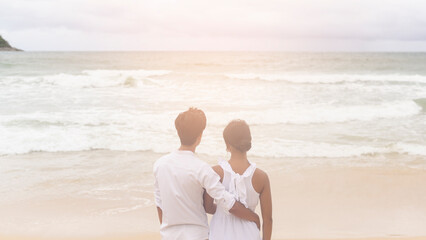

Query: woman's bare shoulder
<box><xmin>254</xmin><ymin>167</ymin><xmax>269</xmax><ymax>181</ymax></box>
<box><xmin>252</xmin><ymin>167</ymin><xmax>269</xmax><ymax>193</ymax></box>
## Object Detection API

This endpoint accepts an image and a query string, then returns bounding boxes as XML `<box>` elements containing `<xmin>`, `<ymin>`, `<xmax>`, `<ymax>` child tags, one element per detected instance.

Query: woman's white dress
<box><xmin>209</xmin><ymin>160</ymin><xmax>261</xmax><ymax>240</ymax></box>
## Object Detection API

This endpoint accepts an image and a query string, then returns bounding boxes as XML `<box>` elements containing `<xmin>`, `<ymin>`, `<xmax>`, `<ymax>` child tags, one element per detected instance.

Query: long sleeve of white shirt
<box><xmin>154</xmin><ymin>174</ymin><xmax>162</xmax><ymax>209</ymax></box>
<box><xmin>198</xmin><ymin>164</ymin><xmax>236</xmax><ymax>212</ymax></box>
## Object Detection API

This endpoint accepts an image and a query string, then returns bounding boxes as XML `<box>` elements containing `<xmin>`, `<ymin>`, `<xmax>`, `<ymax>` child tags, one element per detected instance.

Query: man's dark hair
<box><xmin>175</xmin><ymin>108</ymin><xmax>207</xmax><ymax>146</ymax></box>
<box><xmin>223</xmin><ymin>119</ymin><xmax>252</xmax><ymax>152</ymax></box>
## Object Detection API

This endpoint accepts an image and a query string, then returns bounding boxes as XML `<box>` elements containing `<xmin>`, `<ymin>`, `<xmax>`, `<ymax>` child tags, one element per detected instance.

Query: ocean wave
<box><xmin>1</xmin><ymin>69</ymin><xmax>171</xmax><ymax>88</ymax></box>
<box><xmin>253</xmin><ymin>139</ymin><xmax>387</xmax><ymax>158</ymax></box>
<box><xmin>254</xmin><ymin>139</ymin><xmax>426</xmax><ymax>158</ymax></box>
<box><xmin>1</xmin><ymin>129</ymin><xmax>425</xmax><ymax>158</ymax></box>
<box><xmin>99</xmin><ymin>204</ymin><xmax>149</xmax><ymax>216</ymax></box>
<box><xmin>0</xmin><ymin>109</ymin><xmax>424</xmax><ymax>157</ymax></box>
<box><xmin>1</xmin><ymin>106</ymin><xmax>422</xmax><ymax>157</ymax></box>
<box><xmin>226</xmin><ymin>73</ymin><xmax>426</xmax><ymax>84</ymax></box>
<box><xmin>414</xmin><ymin>98</ymin><xmax>426</xmax><ymax>111</ymax></box>
<box><xmin>0</xmin><ymin>100</ymin><xmax>421</xmax><ymax>132</ymax></box>
<box><xmin>1</xmin><ymin>111</ymin><xmax>424</xmax><ymax>158</ymax></box>
<box><xmin>393</xmin><ymin>142</ymin><xmax>426</xmax><ymax>156</ymax></box>
<box><xmin>208</xmin><ymin>100</ymin><xmax>422</xmax><ymax>125</ymax></box>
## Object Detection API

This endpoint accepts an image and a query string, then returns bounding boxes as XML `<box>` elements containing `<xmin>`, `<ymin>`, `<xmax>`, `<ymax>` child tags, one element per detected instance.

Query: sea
<box><xmin>0</xmin><ymin>52</ymin><xmax>425</xmax><ymax>237</ymax></box>
<box><xmin>1</xmin><ymin>52</ymin><xmax>425</xmax><ymax>161</ymax></box>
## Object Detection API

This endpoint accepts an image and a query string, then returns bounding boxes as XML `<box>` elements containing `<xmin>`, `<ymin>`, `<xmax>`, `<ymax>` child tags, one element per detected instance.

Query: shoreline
<box><xmin>0</xmin><ymin>47</ymin><xmax>22</xmax><ymax>51</ymax></box>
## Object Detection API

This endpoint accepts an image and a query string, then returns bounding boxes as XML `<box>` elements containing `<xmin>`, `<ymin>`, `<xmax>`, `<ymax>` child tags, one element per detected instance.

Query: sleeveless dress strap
<box><xmin>218</xmin><ymin>159</ymin><xmax>256</xmax><ymax>208</ymax></box>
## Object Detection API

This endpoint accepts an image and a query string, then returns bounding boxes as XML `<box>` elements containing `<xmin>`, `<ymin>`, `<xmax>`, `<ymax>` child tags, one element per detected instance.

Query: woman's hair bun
<box><xmin>237</xmin><ymin>139</ymin><xmax>252</xmax><ymax>152</ymax></box>
<box><xmin>223</xmin><ymin>119</ymin><xmax>252</xmax><ymax>152</ymax></box>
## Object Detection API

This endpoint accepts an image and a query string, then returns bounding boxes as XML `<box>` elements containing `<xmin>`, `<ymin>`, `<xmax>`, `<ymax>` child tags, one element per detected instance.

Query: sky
<box><xmin>0</xmin><ymin>0</ymin><xmax>426</xmax><ymax>51</ymax></box>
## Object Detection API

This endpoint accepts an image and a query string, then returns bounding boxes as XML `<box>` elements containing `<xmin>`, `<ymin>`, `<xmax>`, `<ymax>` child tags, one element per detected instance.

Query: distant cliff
<box><xmin>0</xmin><ymin>35</ymin><xmax>22</xmax><ymax>51</ymax></box>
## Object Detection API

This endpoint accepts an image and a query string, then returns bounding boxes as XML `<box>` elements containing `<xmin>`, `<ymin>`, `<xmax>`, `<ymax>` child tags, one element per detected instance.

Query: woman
<box><xmin>204</xmin><ymin>120</ymin><xmax>273</xmax><ymax>240</ymax></box>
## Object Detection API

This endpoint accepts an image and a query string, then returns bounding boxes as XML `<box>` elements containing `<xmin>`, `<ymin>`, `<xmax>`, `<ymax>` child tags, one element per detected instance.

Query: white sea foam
<box><xmin>1</xmin><ymin>69</ymin><xmax>170</xmax><ymax>88</ymax></box>
<box><xmin>253</xmin><ymin>139</ymin><xmax>389</xmax><ymax>158</ymax></box>
<box><xmin>0</xmin><ymin>99</ymin><xmax>421</xmax><ymax>129</ymax></box>
<box><xmin>1</xmin><ymin>120</ymin><xmax>425</xmax><ymax>157</ymax></box>
<box><xmin>0</xmin><ymin>98</ymin><xmax>423</xmax><ymax>156</ymax></box>
<box><xmin>394</xmin><ymin>142</ymin><xmax>426</xmax><ymax>156</ymax></box>
<box><xmin>100</xmin><ymin>204</ymin><xmax>148</xmax><ymax>216</ymax></box>
<box><xmin>226</xmin><ymin>73</ymin><xmax>426</xmax><ymax>84</ymax></box>
<box><xmin>253</xmin><ymin>140</ymin><xmax>426</xmax><ymax>158</ymax></box>
<box><xmin>208</xmin><ymin>100</ymin><xmax>422</xmax><ymax>125</ymax></box>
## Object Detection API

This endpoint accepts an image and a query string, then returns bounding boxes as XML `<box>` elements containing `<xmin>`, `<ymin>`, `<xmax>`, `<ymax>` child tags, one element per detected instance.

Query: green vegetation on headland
<box><xmin>0</xmin><ymin>35</ymin><xmax>22</xmax><ymax>51</ymax></box>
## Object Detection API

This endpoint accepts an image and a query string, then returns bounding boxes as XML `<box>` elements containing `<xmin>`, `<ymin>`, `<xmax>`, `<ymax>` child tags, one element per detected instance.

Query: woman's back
<box><xmin>206</xmin><ymin>119</ymin><xmax>273</xmax><ymax>240</ymax></box>
<box><xmin>209</xmin><ymin>160</ymin><xmax>262</xmax><ymax>240</ymax></box>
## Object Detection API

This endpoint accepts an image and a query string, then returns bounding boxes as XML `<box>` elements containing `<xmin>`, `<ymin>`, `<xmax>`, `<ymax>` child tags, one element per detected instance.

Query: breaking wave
<box><xmin>0</xmin><ymin>69</ymin><xmax>171</xmax><ymax>88</ymax></box>
<box><xmin>226</xmin><ymin>73</ymin><xmax>426</xmax><ymax>84</ymax></box>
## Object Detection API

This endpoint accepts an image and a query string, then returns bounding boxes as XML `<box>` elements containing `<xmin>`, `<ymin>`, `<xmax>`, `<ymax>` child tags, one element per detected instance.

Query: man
<box><xmin>154</xmin><ymin>108</ymin><xmax>260</xmax><ymax>240</ymax></box>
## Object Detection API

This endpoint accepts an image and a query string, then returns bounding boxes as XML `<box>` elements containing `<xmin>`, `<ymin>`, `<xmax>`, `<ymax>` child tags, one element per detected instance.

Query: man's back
<box><xmin>154</xmin><ymin>150</ymin><xmax>209</xmax><ymax>230</ymax></box>
<box><xmin>154</xmin><ymin>150</ymin><xmax>235</xmax><ymax>239</ymax></box>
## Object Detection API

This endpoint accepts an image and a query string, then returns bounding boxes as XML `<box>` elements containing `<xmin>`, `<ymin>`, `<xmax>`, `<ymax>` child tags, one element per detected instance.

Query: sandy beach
<box><xmin>1</xmin><ymin>150</ymin><xmax>425</xmax><ymax>239</ymax></box>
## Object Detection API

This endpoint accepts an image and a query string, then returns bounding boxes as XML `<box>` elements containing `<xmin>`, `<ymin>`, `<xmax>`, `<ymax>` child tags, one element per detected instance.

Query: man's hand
<box><xmin>254</xmin><ymin>213</ymin><xmax>260</xmax><ymax>229</ymax></box>
<box><xmin>229</xmin><ymin>201</ymin><xmax>260</xmax><ymax>228</ymax></box>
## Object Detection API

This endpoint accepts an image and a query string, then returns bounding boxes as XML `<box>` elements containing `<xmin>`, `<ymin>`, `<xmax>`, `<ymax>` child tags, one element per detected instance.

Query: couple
<box><xmin>153</xmin><ymin>108</ymin><xmax>272</xmax><ymax>240</ymax></box>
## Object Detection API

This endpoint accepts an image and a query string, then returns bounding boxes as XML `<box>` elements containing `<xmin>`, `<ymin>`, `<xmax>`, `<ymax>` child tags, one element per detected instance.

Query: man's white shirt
<box><xmin>153</xmin><ymin>150</ymin><xmax>236</xmax><ymax>240</ymax></box>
